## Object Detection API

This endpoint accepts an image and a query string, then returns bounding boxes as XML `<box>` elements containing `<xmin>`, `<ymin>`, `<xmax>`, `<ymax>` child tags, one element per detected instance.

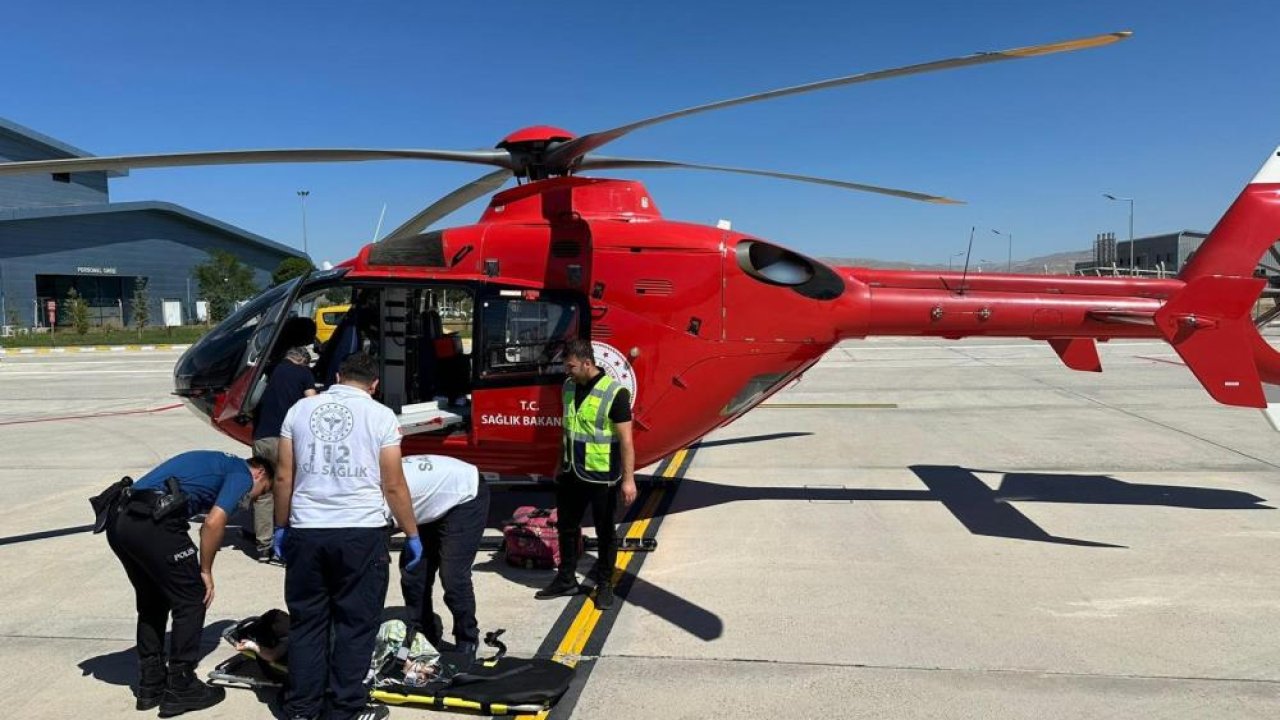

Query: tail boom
<box><xmin>829</xmin><ymin>145</ymin><xmax>1280</xmax><ymax>411</ymax></box>
<box><xmin>837</xmin><ymin>269</ymin><xmax>1178</xmax><ymax>341</ymax></box>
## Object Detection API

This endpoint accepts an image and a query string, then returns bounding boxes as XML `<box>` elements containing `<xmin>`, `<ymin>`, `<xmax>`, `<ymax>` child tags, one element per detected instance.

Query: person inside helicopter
<box><xmin>317</xmin><ymin>289</ymin><xmax>381</xmax><ymax>388</ymax></box>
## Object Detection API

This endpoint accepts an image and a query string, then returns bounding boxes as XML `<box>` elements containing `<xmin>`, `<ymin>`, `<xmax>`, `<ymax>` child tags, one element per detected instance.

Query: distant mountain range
<box><xmin>819</xmin><ymin>249</ymin><xmax>1093</xmax><ymax>275</ymax></box>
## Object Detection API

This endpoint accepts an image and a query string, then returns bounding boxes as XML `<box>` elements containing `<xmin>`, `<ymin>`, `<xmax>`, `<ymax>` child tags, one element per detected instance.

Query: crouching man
<box><xmin>106</xmin><ymin>451</ymin><xmax>273</xmax><ymax>715</ymax></box>
<box><xmin>396</xmin><ymin>454</ymin><xmax>490</xmax><ymax>659</ymax></box>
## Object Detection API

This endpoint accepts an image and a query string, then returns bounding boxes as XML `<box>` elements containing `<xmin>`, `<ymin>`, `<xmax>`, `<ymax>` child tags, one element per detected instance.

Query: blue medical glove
<box><xmin>272</xmin><ymin>527</ymin><xmax>288</xmax><ymax>562</ymax></box>
<box><xmin>404</xmin><ymin>535</ymin><xmax>424</xmax><ymax>571</ymax></box>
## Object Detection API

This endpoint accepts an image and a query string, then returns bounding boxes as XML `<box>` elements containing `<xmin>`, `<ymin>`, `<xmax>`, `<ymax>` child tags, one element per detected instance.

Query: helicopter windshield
<box><xmin>174</xmin><ymin>278</ymin><xmax>301</xmax><ymax>395</ymax></box>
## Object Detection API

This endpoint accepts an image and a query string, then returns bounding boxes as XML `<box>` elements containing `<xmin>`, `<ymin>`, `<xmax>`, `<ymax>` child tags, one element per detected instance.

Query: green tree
<box><xmin>192</xmin><ymin>250</ymin><xmax>260</xmax><ymax>323</ymax></box>
<box><xmin>131</xmin><ymin>277</ymin><xmax>151</xmax><ymax>338</ymax></box>
<box><xmin>272</xmin><ymin>256</ymin><xmax>315</xmax><ymax>286</ymax></box>
<box><xmin>65</xmin><ymin>287</ymin><xmax>90</xmax><ymax>335</ymax></box>
<box><xmin>320</xmin><ymin>286</ymin><xmax>352</xmax><ymax>306</ymax></box>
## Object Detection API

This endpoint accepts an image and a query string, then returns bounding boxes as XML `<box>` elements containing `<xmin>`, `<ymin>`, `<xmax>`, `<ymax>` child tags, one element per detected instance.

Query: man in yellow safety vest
<box><xmin>534</xmin><ymin>338</ymin><xmax>636</xmax><ymax>609</ymax></box>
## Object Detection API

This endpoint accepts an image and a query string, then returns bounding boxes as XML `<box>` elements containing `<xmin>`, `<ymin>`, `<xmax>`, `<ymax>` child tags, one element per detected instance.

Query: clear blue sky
<box><xmin>4</xmin><ymin>0</ymin><xmax>1278</xmax><ymax>267</ymax></box>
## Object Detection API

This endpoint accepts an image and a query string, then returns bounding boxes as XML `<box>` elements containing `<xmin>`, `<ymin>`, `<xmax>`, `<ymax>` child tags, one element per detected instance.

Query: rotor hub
<box><xmin>498</xmin><ymin>126</ymin><xmax>577</xmax><ymax>180</ymax></box>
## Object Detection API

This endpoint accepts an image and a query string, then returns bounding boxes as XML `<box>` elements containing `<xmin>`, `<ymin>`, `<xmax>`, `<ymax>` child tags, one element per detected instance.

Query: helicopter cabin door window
<box><xmin>477</xmin><ymin>290</ymin><xmax>581</xmax><ymax>382</ymax></box>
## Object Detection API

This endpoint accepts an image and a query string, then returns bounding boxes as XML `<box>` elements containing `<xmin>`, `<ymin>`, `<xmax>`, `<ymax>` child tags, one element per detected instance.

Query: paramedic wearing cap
<box><xmin>107</xmin><ymin>451</ymin><xmax>273</xmax><ymax>715</ymax></box>
<box><xmin>251</xmin><ymin>346</ymin><xmax>316</xmax><ymax>561</ymax></box>
<box><xmin>273</xmin><ymin>352</ymin><xmax>422</xmax><ymax>720</ymax></box>
<box><xmin>396</xmin><ymin>454</ymin><xmax>490</xmax><ymax>658</ymax></box>
<box><xmin>535</xmin><ymin>338</ymin><xmax>636</xmax><ymax>611</ymax></box>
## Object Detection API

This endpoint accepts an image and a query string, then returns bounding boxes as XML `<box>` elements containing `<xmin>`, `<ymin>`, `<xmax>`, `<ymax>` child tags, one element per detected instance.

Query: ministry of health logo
<box><xmin>592</xmin><ymin>341</ymin><xmax>637</xmax><ymax>406</ymax></box>
<box><xmin>309</xmin><ymin>403</ymin><xmax>355</xmax><ymax>442</ymax></box>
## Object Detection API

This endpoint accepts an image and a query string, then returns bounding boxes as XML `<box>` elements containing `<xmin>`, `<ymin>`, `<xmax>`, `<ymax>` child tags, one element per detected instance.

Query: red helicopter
<box><xmin>4</xmin><ymin>31</ymin><xmax>1280</xmax><ymax>481</ymax></box>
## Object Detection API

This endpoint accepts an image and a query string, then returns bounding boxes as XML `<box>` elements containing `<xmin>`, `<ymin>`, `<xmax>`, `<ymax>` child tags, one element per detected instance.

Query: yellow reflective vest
<box><xmin>562</xmin><ymin>374</ymin><xmax>623</xmax><ymax>484</ymax></box>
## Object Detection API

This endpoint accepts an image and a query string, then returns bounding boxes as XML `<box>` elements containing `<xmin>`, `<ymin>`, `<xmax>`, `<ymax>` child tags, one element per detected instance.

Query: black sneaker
<box><xmin>534</xmin><ymin>574</ymin><xmax>581</xmax><ymax>599</ymax></box>
<box><xmin>351</xmin><ymin>705</ymin><xmax>390</xmax><ymax>720</ymax></box>
<box><xmin>157</xmin><ymin>668</ymin><xmax>225</xmax><ymax>717</ymax></box>
<box><xmin>594</xmin><ymin>581</ymin><xmax>615</xmax><ymax>611</ymax></box>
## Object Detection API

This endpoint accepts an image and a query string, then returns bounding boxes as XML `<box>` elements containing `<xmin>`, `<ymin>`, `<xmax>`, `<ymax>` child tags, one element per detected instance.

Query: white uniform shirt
<box><xmin>281</xmin><ymin>383</ymin><xmax>401</xmax><ymax>528</ymax></box>
<box><xmin>399</xmin><ymin>454</ymin><xmax>480</xmax><ymax>526</ymax></box>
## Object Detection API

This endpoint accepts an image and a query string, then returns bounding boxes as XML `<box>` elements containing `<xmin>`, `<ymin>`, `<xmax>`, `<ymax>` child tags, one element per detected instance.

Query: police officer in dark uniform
<box><xmin>106</xmin><ymin>451</ymin><xmax>273</xmax><ymax>716</ymax></box>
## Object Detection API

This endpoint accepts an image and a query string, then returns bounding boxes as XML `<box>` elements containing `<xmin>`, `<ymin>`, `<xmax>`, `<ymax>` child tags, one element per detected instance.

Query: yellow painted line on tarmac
<box><xmin>516</xmin><ymin>447</ymin><xmax>689</xmax><ymax>720</ymax></box>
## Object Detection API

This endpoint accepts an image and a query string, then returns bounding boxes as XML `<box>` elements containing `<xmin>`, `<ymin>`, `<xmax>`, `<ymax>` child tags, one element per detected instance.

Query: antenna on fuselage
<box><xmin>372</xmin><ymin>203</ymin><xmax>388</xmax><ymax>242</ymax></box>
<box><xmin>957</xmin><ymin>225</ymin><xmax>975</xmax><ymax>295</ymax></box>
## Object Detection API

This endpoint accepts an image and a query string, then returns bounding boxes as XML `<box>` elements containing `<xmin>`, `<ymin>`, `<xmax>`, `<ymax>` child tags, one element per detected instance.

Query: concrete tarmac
<box><xmin>1</xmin><ymin>339</ymin><xmax>1278</xmax><ymax>718</ymax></box>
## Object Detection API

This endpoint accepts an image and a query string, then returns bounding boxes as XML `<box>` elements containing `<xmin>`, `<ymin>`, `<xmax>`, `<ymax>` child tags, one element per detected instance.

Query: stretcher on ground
<box><xmin>209</xmin><ymin>614</ymin><xmax>575</xmax><ymax>716</ymax></box>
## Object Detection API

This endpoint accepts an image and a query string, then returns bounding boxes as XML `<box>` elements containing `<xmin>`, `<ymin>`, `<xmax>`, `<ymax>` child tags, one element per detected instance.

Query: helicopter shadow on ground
<box><xmin>622</xmin><ymin>465</ymin><xmax>1271</xmax><ymax>549</ymax></box>
<box><xmin>472</xmin><ymin>549</ymin><xmax>723</xmax><ymax>641</ymax></box>
<box><xmin>472</xmin><ymin>481</ymin><xmax>726</xmax><ymax>641</ymax></box>
<box><xmin>0</xmin><ymin>433</ymin><xmax>808</xmax><ymax>550</ymax></box>
<box><xmin>0</xmin><ymin>523</ymin><xmax>94</xmax><ymax>547</ymax></box>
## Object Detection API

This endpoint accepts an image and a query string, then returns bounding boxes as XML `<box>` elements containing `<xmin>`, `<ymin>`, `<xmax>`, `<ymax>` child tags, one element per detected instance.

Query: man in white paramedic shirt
<box><xmin>272</xmin><ymin>352</ymin><xmax>421</xmax><ymax>720</ymax></box>
<box><xmin>395</xmin><ymin>454</ymin><xmax>490</xmax><ymax>659</ymax></box>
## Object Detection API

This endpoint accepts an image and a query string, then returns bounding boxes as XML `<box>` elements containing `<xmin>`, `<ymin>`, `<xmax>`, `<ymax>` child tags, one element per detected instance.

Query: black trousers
<box><xmin>283</xmin><ymin>527</ymin><xmax>389</xmax><ymax>720</ymax></box>
<box><xmin>106</xmin><ymin>510</ymin><xmax>205</xmax><ymax>668</ymax></box>
<box><xmin>399</xmin><ymin>481</ymin><xmax>489</xmax><ymax>647</ymax></box>
<box><xmin>554</xmin><ymin>473</ymin><xmax>619</xmax><ymax>579</ymax></box>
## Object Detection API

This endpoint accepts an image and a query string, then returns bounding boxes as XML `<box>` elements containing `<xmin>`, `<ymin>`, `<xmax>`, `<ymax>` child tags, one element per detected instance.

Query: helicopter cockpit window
<box><xmin>478</xmin><ymin>291</ymin><xmax>580</xmax><ymax>381</ymax></box>
<box><xmin>174</xmin><ymin>279</ymin><xmax>301</xmax><ymax>395</ymax></box>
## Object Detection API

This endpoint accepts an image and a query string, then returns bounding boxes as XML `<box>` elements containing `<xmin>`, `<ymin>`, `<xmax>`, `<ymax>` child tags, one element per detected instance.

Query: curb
<box><xmin>0</xmin><ymin>344</ymin><xmax>191</xmax><ymax>355</ymax></box>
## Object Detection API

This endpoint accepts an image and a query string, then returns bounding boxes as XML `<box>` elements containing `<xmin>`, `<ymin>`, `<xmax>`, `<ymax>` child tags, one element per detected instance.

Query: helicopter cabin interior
<box><xmin>245</xmin><ymin>276</ymin><xmax>583</xmax><ymax>438</ymax></box>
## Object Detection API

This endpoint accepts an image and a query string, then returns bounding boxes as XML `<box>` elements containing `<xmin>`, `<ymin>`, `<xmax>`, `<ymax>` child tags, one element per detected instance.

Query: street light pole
<box><xmin>1104</xmin><ymin>193</ymin><xmax>1135</xmax><ymax>274</ymax></box>
<box><xmin>991</xmin><ymin>229</ymin><xmax>1012</xmax><ymax>272</ymax></box>
<box><xmin>297</xmin><ymin>190</ymin><xmax>311</xmax><ymax>256</ymax></box>
<box><xmin>948</xmin><ymin>251</ymin><xmax>966</xmax><ymax>271</ymax></box>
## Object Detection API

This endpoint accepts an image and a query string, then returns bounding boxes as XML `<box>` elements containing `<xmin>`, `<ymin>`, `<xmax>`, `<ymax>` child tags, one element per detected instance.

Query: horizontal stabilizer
<box><xmin>1154</xmin><ymin>276</ymin><xmax>1267</xmax><ymax>408</ymax></box>
<box><xmin>1048</xmin><ymin>338</ymin><xmax>1102</xmax><ymax>372</ymax></box>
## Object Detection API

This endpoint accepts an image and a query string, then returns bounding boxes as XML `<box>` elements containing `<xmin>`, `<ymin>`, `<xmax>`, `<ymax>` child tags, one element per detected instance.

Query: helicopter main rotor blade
<box><xmin>382</xmin><ymin>168</ymin><xmax>514</xmax><ymax>242</ymax></box>
<box><xmin>0</xmin><ymin>148</ymin><xmax>513</xmax><ymax>177</ymax></box>
<box><xmin>578</xmin><ymin>155</ymin><xmax>963</xmax><ymax>204</ymax></box>
<box><xmin>547</xmin><ymin>31</ymin><xmax>1131</xmax><ymax>168</ymax></box>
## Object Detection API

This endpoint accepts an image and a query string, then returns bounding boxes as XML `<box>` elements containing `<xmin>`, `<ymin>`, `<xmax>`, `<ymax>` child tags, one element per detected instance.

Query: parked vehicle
<box><xmin>313</xmin><ymin>304</ymin><xmax>350</xmax><ymax>343</ymax></box>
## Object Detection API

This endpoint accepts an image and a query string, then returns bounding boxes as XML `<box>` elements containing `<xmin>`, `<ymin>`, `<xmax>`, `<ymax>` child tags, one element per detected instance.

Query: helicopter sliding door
<box><xmin>469</xmin><ymin>287</ymin><xmax>585</xmax><ymax>478</ymax></box>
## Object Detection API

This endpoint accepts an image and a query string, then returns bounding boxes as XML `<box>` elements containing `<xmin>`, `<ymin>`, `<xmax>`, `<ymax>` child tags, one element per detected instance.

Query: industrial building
<box><xmin>1074</xmin><ymin>230</ymin><xmax>1208</xmax><ymax>276</ymax></box>
<box><xmin>0</xmin><ymin>117</ymin><xmax>306</xmax><ymax>330</ymax></box>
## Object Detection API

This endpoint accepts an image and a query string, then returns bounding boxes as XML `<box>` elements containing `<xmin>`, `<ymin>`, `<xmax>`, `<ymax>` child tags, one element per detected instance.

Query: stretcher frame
<box><xmin>208</xmin><ymin>621</ymin><xmax>565</xmax><ymax>715</ymax></box>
